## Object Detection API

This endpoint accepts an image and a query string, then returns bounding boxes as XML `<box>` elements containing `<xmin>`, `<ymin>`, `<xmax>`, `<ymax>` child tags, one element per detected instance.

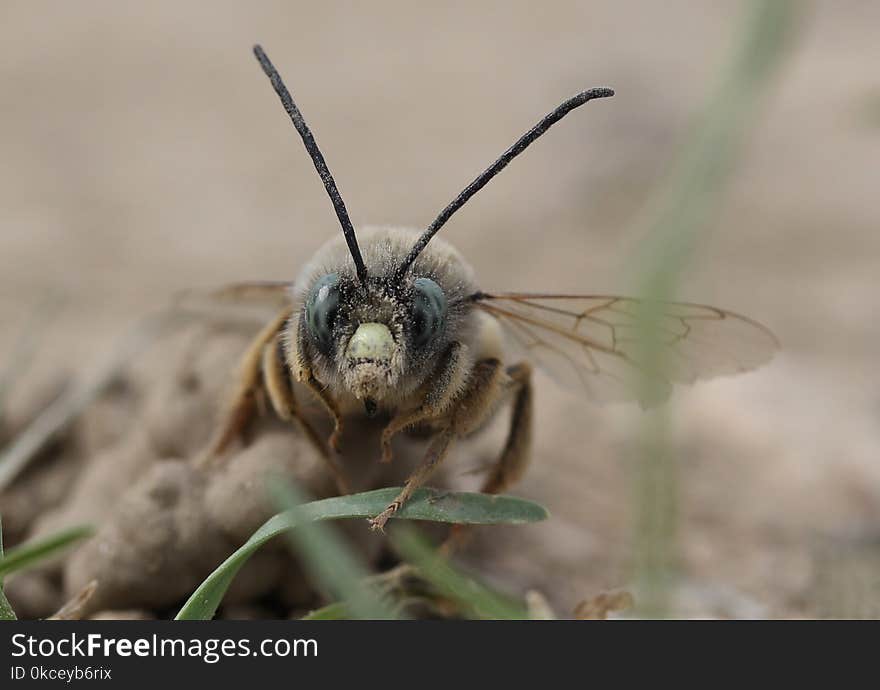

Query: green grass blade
<box><xmin>175</xmin><ymin>487</ymin><xmax>547</xmax><ymax>620</ymax></box>
<box><xmin>391</xmin><ymin>525</ymin><xmax>528</xmax><ymax>619</ymax></box>
<box><xmin>0</xmin><ymin>525</ymin><xmax>94</xmax><ymax>580</ymax></box>
<box><xmin>0</xmin><ymin>516</ymin><xmax>16</xmax><ymax>620</ymax></box>
<box><xmin>627</xmin><ymin>0</ymin><xmax>800</xmax><ymax>619</ymax></box>
<box><xmin>300</xmin><ymin>601</ymin><xmax>349</xmax><ymax>620</ymax></box>
<box><xmin>0</xmin><ymin>585</ymin><xmax>13</xmax><ymax>620</ymax></box>
<box><xmin>271</xmin><ymin>481</ymin><xmax>396</xmax><ymax>620</ymax></box>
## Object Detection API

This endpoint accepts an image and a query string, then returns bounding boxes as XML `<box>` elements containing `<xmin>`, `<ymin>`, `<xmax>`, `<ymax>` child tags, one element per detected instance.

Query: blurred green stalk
<box><xmin>0</xmin><ymin>516</ymin><xmax>16</xmax><ymax>620</ymax></box>
<box><xmin>270</xmin><ymin>480</ymin><xmax>398</xmax><ymax>620</ymax></box>
<box><xmin>391</xmin><ymin>525</ymin><xmax>529</xmax><ymax>619</ymax></box>
<box><xmin>630</xmin><ymin>0</ymin><xmax>800</xmax><ymax>617</ymax></box>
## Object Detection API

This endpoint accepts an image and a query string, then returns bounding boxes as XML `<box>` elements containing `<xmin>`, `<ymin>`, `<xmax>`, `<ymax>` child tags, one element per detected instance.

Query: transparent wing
<box><xmin>473</xmin><ymin>293</ymin><xmax>778</xmax><ymax>405</ymax></box>
<box><xmin>173</xmin><ymin>281</ymin><xmax>293</xmax><ymax>323</ymax></box>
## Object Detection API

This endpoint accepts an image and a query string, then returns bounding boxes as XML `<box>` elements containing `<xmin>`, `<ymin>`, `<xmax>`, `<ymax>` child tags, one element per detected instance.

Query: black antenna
<box><xmin>394</xmin><ymin>87</ymin><xmax>614</xmax><ymax>282</ymax></box>
<box><xmin>253</xmin><ymin>45</ymin><xmax>368</xmax><ymax>284</ymax></box>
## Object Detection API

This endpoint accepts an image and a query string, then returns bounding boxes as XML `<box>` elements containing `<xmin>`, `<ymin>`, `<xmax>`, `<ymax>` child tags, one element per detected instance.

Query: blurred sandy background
<box><xmin>1</xmin><ymin>1</ymin><xmax>879</xmax><ymax>617</ymax></box>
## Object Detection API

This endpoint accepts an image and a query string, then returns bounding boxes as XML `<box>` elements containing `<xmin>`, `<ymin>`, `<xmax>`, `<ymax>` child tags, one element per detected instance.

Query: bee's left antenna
<box><xmin>253</xmin><ymin>45</ymin><xmax>368</xmax><ymax>284</ymax></box>
<box><xmin>394</xmin><ymin>86</ymin><xmax>614</xmax><ymax>282</ymax></box>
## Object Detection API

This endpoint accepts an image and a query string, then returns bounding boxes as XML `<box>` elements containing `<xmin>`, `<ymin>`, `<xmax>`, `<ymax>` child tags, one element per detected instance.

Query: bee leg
<box><xmin>369</xmin><ymin>428</ymin><xmax>456</xmax><ymax>532</ymax></box>
<box><xmin>196</xmin><ymin>307</ymin><xmax>293</xmax><ymax>468</ymax></box>
<box><xmin>261</xmin><ymin>334</ymin><xmax>351</xmax><ymax>495</ymax></box>
<box><xmin>379</xmin><ymin>342</ymin><xmax>467</xmax><ymax>464</ymax></box>
<box><xmin>369</xmin><ymin>358</ymin><xmax>503</xmax><ymax>532</ymax></box>
<box><xmin>481</xmin><ymin>361</ymin><xmax>533</xmax><ymax>495</ymax></box>
<box><xmin>443</xmin><ymin>361</ymin><xmax>533</xmax><ymax>554</ymax></box>
<box><xmin>295</xmin><ymin>368</ymin><xmax>344</xmax><ymax>453</ymax></box>
<box><xmin>284</xmin><ymin>335</ymin><xmax>345</xmax><ymax>453</ymax></box>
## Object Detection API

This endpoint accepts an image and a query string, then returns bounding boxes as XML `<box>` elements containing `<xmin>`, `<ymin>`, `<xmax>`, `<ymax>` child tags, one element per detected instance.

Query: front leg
<box><xmin>287</xmin><ymin>331</ymin><xmax>345</xmax><ymax>453</ymax></box>
<box><xmin>369</xmin><ymin>357</ymin><xmax>504</xmax><ymax>531</ymax></box>
<box><xmin>379</xmin><ymin>342</ymin><xmax>468</xmax><ymax>463</ymax></box>
<box><xmin>302</xmin><ymin>371</ymin><xmax>344</xmax><ymax>453</ymax></box>
<box><xmin>261</xmin><ymin>334</ymin><xmax>351</xmax><ymax>494</ymax></box>
<box><xmin>369</xmin><ymin>428</ymin><xmax>456</xmax><ymax>531</ymax></box>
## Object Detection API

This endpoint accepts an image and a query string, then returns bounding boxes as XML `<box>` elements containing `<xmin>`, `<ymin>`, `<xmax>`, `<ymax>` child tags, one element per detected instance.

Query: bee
<box><xmin>199</xmin><ymin>45</ymin><xmax>778</xmax><ymax>532</ymax></box>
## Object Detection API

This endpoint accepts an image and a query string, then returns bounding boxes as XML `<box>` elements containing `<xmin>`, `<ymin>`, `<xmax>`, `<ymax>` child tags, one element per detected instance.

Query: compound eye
<box><xmin>305</xmin><ymin>273</ymin><xmax>340</xmax><ymax>351</ymax></box>
<box><xmin>411</xmin><ymin>277</ymin><xmax>447</xmax><ymax>348</ymax></box>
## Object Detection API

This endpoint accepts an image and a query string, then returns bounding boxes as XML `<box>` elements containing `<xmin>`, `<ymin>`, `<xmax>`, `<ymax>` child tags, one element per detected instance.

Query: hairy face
<box><xmin>291</xmin><ymin>227</ymin><xmax>478</xmax><ymax>411</ymax></box>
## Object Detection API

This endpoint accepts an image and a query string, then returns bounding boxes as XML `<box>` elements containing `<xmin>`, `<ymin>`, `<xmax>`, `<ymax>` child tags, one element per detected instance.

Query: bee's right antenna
<box><xmin>394</xmin><ymin>87</ymin><xmax>614</xmax><ymax>282</ymax></box>
<box><xmin>253</xmin><ymin>45</ymin><xmax>369</xmax><ymax>285</ymax></box>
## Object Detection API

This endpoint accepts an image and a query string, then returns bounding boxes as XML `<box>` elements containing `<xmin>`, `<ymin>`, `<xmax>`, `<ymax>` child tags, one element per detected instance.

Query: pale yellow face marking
<box><xmin>345</xmin><ymin>322</ymin><xmax>394</xmax><ymax>361</ymax></box>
